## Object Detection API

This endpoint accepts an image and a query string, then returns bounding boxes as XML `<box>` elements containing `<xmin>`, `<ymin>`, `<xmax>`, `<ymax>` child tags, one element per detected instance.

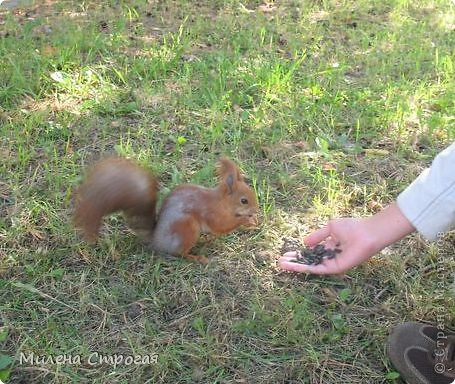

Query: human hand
<box><xmin>278</xmin><ymin>218</ymin><xmax>379</xmax><ymax>274</ymax></box>
<box><xmin>278</xmin><ymin>203</ymin><xmax>415</xmax><ymax>275</ymax></box>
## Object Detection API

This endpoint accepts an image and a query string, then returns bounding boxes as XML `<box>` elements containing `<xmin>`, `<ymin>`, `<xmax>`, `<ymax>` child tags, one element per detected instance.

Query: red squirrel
<box><xmin>74</xmin><ymin>157</ymin><xmax>259</xmax><ymax>264</ymax></box>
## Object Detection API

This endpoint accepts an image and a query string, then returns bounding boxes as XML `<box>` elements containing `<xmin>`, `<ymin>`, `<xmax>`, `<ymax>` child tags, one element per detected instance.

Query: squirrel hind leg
<box><xmin>183</xmin><ymin>254</ymin><xmax>209</xmax><ymax>265</ymax></box>
<box><xmin>169</xmin><ymin>217</ymin><xmax>208</xmax><ymax>264</ymax></box>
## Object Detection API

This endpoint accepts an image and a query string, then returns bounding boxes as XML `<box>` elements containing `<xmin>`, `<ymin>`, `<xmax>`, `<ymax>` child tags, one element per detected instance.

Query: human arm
<box><xmin>396</xmin><ymin>142</ymin><xmax>455</xmax><ymax>240</ymax></box>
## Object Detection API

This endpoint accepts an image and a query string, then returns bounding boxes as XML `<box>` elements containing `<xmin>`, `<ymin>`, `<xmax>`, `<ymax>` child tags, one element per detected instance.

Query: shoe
<box><xmin>387</xmin><ymin>322</ymin><xmax>455</xmax><ymax>384</ymax></box>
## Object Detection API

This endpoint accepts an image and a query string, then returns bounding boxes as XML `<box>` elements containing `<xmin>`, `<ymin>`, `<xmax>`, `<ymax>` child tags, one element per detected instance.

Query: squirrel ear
<box><xmin>225</xmin><ymin>174</ymin><xmax>234</xmax><ymax>194</ymax></box>
<box><xmin>217</xmin><ymin>158</ymin><xmax>244</xmax><ymax>194</ymax></box>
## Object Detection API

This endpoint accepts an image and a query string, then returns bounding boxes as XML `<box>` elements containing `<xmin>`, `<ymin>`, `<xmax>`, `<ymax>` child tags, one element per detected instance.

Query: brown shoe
<box><xmin>387</xmin><ymin>322</ymin><xmax>455</xmax><ymax>384</ymax></box>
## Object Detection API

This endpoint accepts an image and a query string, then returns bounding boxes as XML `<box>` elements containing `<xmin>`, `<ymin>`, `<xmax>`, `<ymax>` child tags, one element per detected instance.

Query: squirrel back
<box><xmin>74</xmin><ymin>157</ymin><xmax>259</xmax><ymax>263</ymax></box>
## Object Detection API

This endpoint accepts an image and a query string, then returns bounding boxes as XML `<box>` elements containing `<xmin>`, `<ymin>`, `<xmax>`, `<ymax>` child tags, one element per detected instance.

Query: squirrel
<box><xmin>74</xmin><ymin>157</ymin><xmax>259</xmax><ymax>264</ymax></box>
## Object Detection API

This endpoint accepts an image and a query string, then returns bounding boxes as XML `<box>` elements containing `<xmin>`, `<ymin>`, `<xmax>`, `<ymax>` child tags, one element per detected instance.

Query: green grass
<box><xmin>1</xmin><ymin>0</ymin><xmax>454</xmax><ymax>383</ymax></box>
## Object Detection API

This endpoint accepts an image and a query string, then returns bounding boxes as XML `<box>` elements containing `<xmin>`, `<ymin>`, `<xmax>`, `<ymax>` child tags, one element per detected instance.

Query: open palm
<box><xmin>279</xmin><ymin>218</ymin><xmax>379</xmax><ymax>274</ymax></box>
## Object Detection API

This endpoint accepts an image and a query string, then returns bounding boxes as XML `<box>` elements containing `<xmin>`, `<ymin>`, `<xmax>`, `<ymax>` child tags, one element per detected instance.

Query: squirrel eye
<box><xmin>240</xmin><ymin>198</ymin><xmax>248</xmax><ymax>205</ymax></box>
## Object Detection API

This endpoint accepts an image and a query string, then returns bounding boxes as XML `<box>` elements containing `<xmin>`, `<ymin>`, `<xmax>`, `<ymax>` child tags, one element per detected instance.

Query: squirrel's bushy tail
<box><xmin>74</xmin><ymin>157</ymin><xmax>158</xmax><ymax>242</ymax></box>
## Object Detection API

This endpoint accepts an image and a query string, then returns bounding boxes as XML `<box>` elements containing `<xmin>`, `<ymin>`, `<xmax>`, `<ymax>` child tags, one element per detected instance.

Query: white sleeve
<box><xmin>397</xmin><ymin>142</ymin><xmax>455</xmax><ymax>241</ymax></box>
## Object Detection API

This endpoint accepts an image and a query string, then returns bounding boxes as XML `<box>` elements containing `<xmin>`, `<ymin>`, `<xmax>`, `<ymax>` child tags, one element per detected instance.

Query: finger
<box><xmin>278</xmin><ymin>257</ymin><xmax>312</xmax><ymax>273</ymax></box>
<box><xmin>278</xmin><ymin>258</ymin><xmax>339</xmax><ymax>274</ymax></box>
<box><xmin>304</xmin><ymin>225</ymin><xmax>331</xmax><ymax>246</ymax></box>
<box><xmin>324</xmin><ymin>237</ymin><xmax>339</xmax><ymax>250</ymax></box>
<box><xmin>281</xmin><ymin>251</ymin><xmax>299</xmax><ymax>260</ymax></box>
<box><xmin>278</xmin><ymin>253</ymin><xmax>349</xmax><ymax>275</ymax></box>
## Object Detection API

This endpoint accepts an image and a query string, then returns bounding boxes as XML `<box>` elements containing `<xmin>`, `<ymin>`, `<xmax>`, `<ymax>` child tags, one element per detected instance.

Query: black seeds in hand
<box><xmin>281</xmin><ymin>238</ymin><xmax>342</xmax><ymax>266</ymax></box>
<box><xmin>281</xmin><ymin>238</ymin><xmax>304</xmax><ymax>254</ymax></box>
<box><xmin>289</xmin><ymin>245</ymin><xmax>342</xmax><ymax>265</ymax></box>
<box><xmin>314</xmin><ymin>244</ymin><xmax>325</xmax><ymax>254</ymax></box>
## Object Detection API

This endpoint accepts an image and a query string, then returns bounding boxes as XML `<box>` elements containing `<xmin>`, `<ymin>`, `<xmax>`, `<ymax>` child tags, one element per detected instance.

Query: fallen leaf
<box><xmin>258</xmin><ymin>4</ymin><xmax>277</xmax><ymax>13</ymax></box>
<box><xmin>29</xmin><ymin>229</ymin><xmax>45</xmax><ymax>240</ymax></box>
<box><xmin>42</xmin><ymin>45</ymin><xmax>57</xmax><ymax>56</ymax></box>
<box><xmin>50</xmin><ymin>71</ymin><xmax>65</xmax><ymax>83</ymax></box>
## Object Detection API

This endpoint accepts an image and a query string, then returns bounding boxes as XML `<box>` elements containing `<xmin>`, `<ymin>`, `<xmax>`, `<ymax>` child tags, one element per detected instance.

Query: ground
<box><xmin>0</xmin><ymin>0</ymin><xmax>454</xmax><ymax>383</ymax></box>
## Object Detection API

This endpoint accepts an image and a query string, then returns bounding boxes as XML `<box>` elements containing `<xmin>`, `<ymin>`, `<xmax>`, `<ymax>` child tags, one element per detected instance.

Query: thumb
<box><xmin>304</xmin><ymin>224</ymin><xmax>331</xmax><ymax>247</ymax></box>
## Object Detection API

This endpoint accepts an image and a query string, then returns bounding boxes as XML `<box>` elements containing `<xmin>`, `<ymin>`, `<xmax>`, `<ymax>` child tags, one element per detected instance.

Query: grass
<box><xmin>0</xmin><ymin>0</ymin><xmax>454</xmax><ymax>382</ymax></box>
